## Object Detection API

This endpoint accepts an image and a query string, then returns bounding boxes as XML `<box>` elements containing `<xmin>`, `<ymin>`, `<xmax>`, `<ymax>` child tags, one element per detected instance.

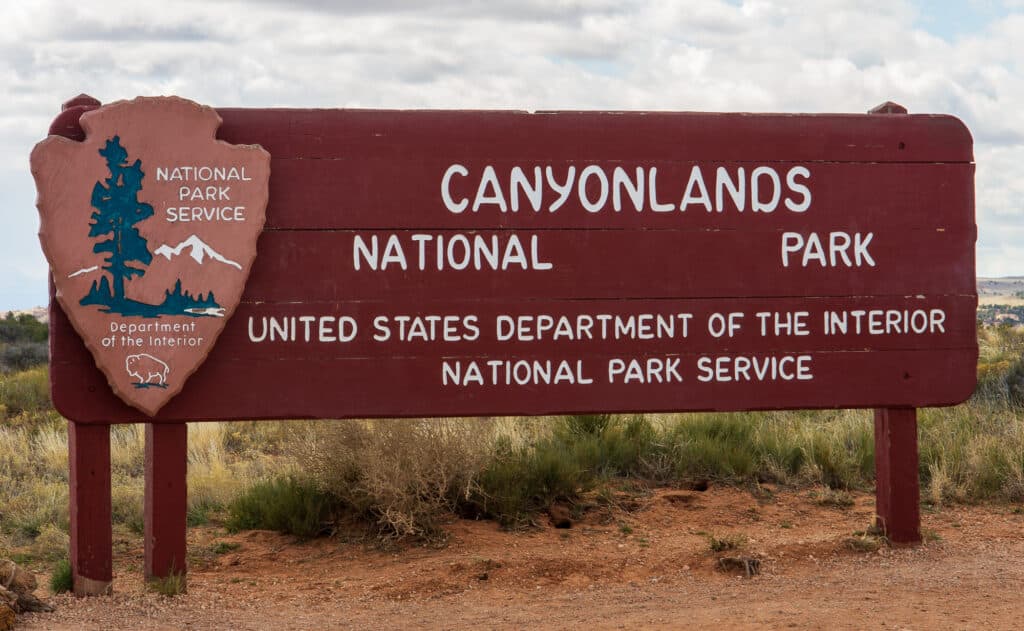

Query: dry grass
<box><xmin>0</xmin><ymin>367</ymin><xmax>50</xmax><ymax>421</ymax></box>
<box><xmin>844</xmin><ymin>533</ymin><xmax>884</xmax><ymax>552</ymax></box>
<box><xmin>111</xmin><ymin>424</ymin><xmax>145</xmax><ymax>475</ymax></box>
<box><xmin>31</xmin><ymin>523</ymin><xmax>69</xmax><ymax>561</ymax></box>
<box><xmin>0</xmin><ymin>415</ymin><xmax>292</xmax><ymax>559</ymax></box>
<box><xmin>810</xmin><ymin>486</ymin><xmax>856</xmax><ymax>508</ymax></box>
<box><xmin>291</xmin><ymin>418</ymin><xmax>498</xmax><ymax>540</ymax></box>
<box><xmin>189</xmin><ymin>422</ymin><xmax>278</xmax><ymax>516</ymax></box>
<box><xmin>147</xmin><ymin>571</ymin><xmax>186</xmax><ymax>597</ymax></box>
<box><xmin>707</xmin><ymin>533</ymin><xmax>747</xmax><ymax>552</ymax></box>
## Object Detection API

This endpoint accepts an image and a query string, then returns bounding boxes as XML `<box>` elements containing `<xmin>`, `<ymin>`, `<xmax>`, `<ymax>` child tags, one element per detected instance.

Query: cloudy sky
<box><xmin>2</xmin><ymin>0</ymin><xmax>1021</xmax><ymax>309</ymax></box>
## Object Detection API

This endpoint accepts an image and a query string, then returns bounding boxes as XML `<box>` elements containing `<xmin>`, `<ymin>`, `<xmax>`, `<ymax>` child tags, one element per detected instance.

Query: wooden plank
<box><xmin>259</xmin><ymin>160</ymin><xmax>974</xmax><ymax>231</ymax></box>
<box><xmin>240</xmin><ymin>228</ymin><xmax>974</xmax><ymax>302</ymax></box>
<box><xmin>50</xmin><ymin>290</ymin><xmax>978</xmax><ymax>422</ymax></box>
<box><xmin>869</xmin><ymin>105</ymin><xmax>923</xmax><ymax>547</ymax></box>
<box><xmin>218</xmin><ymin>295</ymin><xmax>979</xmax><ymax>358</ymax></box>
<box><xmin>874</xmin><ymin>407</ymin><xmax>921</xmax><ymax>544</ymax></box>
<box><xmin>68</xmin><ymin>422</ymin><xmax>112</xmax><ymax>595</ymax></box>
<box><xmin>216</xmin><ymin>109</ymin><xmax>973</xmax><ymax>163</ymax></box>
<box><xmin>144</xmin><ymin>423</ymin><xmax>188</xmax><ymax>584</ymax></box>
<box><xmin>53</xmin><ymin>347</ymin><xmax>976</xmax><ymax>422</ymax></box>
<box><xmin>50</xmin><ymin>293</ymin><xmax>977</xmax><ymax>362</ymax></box>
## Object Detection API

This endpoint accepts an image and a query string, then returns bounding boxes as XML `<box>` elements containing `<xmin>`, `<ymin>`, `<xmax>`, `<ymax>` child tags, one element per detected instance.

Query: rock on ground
<box><xmin>0</xmin><ymin>559</ymin><xmax>51</xmax><ymax>619</ymax></box>
<box><xmin>0</xmin><ymin>603</ymin><xmax>16</xmax><ymax>631</ymax></box>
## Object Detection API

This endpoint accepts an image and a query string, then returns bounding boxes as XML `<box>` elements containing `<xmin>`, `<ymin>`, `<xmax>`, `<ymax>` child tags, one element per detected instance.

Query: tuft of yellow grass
<box><xmin>111</xmin><ymin>425</ymin><xmax>145</xmax><ymax>476</ymax></box>
<box><xmin>187</xmin><ymin>422</ymin><xmax>291</xmax><ymax>514</ymax></box>
<box><xmin>33</xmin><ymin>426</ymin><xmax>68</xmax><ymax>478</ymax></box>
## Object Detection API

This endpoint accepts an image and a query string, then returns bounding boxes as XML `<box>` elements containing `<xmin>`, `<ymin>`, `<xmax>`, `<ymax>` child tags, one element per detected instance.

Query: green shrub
<box><xmin>475</xmin><ymin>436</ymin><xmax>588</xmax><ymax>527</ymax></box>
<box><xmin>662</xmin><ymin>414</ymin><xmax>758</xmax><ymax>481</ymax></box>
<box><xmin>579</xmin><ymin>414</ymin><xmax>658</xmax><ymax>477</ymax></box>
<box><xmin>49</xmin><ymin>558</ymin><xmax>72</xmax><ymax>594</ymax></box>
<box><xmin>0</xmin><ymin>342</ymin><xmax>48</xmax><ymax>372</ymax></box>
<box><xmin>226</xmin><ymin>476</ymin><xmax>334</xmax><ymax>538</ymax></box>
<box><xmin>186</xmin><ymin>505</ymin><xmax>211</xmax><ymax>527</ymax></box>
<box><xmin>0</xmin><ymin>312</ymin><xmax>47</xmax><ymax>345</ymax></box>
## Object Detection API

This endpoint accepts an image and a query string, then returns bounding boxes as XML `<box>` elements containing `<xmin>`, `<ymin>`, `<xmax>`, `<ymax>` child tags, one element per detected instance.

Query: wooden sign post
<box><xmin>37</xmin><ymin>95</ymin><xmax>975</xmax><ymax>594</ymax></box>
<box><xmin>869</xmin><ymin>101</ymin><xmax>924</xmax><ymax>544</ymax></box>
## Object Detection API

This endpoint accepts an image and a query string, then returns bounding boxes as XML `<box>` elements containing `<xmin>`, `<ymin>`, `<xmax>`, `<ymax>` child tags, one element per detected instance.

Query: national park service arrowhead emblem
<box><xmin>31</xmin><ymin>96</ymin><xmax>270</xmax><ymax>416</ymax></box>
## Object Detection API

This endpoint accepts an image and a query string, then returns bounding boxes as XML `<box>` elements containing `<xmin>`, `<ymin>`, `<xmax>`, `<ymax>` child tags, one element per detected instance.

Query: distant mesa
<box><xmin>154</xmin><ymin>235</ymin><xmax>242</xmax><ymax>270</ymax></box>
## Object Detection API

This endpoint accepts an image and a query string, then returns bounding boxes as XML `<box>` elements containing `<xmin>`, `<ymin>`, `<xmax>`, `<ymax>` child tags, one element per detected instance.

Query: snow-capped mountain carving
<box><xmin>153</xmin><ymin>235</ymin><xmax>242</xmax><ymax>270</ymax></box>
<box><xmin>68</xmin><ymin>265</ymin><xmax>99</xmax><ymax>278</ymax></box>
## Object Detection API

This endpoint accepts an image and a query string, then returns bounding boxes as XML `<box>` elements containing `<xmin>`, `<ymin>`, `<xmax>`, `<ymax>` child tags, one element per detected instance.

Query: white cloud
<box><xmin>2</xmin><ymin>0</ymin><xmax>1022</xmax><ymax>308</ymax></box>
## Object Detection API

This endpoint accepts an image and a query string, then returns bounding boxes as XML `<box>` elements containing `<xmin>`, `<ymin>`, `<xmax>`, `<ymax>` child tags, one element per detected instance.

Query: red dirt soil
<box><xmin>20</xmin><ymin>486</ymin><xmax>1024</xmax><ymax>630</ymax></box>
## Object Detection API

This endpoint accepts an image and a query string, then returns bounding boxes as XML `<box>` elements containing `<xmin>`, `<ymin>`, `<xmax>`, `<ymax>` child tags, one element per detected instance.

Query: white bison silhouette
<box><xmin>125</xmin><ymin>353</ymin><xmax>170</xmax><ymax>386</ymax></box>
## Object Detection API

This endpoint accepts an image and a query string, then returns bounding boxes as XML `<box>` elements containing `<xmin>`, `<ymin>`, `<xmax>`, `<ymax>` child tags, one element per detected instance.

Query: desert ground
<box><xmin>18</xmin><ymin>486</ymin><xmax>1024</xmax><ymax>630</ymax></box>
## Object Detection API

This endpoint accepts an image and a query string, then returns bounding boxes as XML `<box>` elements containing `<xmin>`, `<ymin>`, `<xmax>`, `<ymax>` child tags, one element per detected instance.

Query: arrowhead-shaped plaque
<box><xmin>31</xmin><ymin>96</ymin><xmax>270</xmax><ymax>416</ymax></box>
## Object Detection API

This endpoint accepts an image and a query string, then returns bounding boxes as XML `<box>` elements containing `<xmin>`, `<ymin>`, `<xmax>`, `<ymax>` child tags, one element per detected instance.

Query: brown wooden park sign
<box><xmin>30</xmin><ymin>95</ymin><xmax>976</xmax><ymax>595</ymax></box>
